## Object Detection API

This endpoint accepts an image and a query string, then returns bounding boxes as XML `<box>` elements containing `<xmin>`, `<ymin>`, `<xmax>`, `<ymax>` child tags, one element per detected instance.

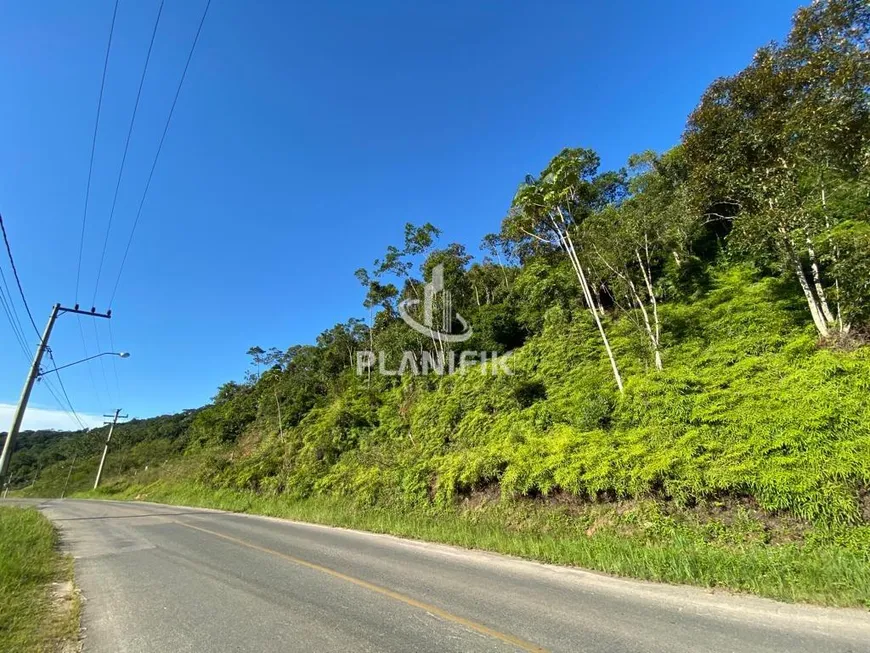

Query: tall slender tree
<box><xmin>502</xmin><ymin>148</ymin><xmax>626</xmax><ymax>392</ymax></box>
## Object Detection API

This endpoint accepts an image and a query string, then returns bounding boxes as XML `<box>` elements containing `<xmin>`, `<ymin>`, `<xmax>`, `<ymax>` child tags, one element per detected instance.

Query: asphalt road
<box><xmin>8</xmin><ymin>498</ymin><xmax>870</xmax><ymax>652</ymax></box>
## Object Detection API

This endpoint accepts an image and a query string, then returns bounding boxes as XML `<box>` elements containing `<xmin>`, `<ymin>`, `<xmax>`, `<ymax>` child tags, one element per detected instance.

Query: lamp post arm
<box><xmin>39</xmin><ymin>352</ymin><xmax>128</xmax><ymax>377</ymax></box>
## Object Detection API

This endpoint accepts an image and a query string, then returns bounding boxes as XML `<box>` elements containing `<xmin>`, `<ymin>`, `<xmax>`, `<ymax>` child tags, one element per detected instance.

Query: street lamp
<box><xmin>1</xmin><ymin>302</ymin><xmax>125</xmax><ymax>485</ymax></box>
<box><xmin>38</xmin><ymin>352</ymin><xmax>131</xmax><ymax>377</ymax></box>
<box><xmin>0</xmin><ymin>351</ymin><xmax>131</xmax><ymax>484</ymax></box>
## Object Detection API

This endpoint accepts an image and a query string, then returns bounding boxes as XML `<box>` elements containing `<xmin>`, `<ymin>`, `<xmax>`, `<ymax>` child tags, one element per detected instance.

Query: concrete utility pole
<box><xmin>0</xmin><ymin>303</ymin><xmax>113</xmax><ymax>485</ymax></box>
<box><xmin>60</xmin><ymin>455</ymin><xmax>77</xmax><ymax>500</ymax></box>
<box><xmin>94</xmin><ymin>409</ymin><xmax>126</xmax><ymax>490</ymax></box>
<box><xmin>0</xmin><ymin>304</ymin><xmax>60</xmax><ymax>480</ymax></box>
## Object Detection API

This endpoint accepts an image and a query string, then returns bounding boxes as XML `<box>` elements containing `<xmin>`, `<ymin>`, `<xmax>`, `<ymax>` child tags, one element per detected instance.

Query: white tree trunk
<box><xmin>628</xmin><ymin>277</ymin><xmax>661</xmax><ymax>371</ymax></box>
<box><xmin>367</xmin><ymin>305</ymin><xmax>374</xmax><ymax>388</ymax></box>
<box><xmin>805</xmin><ymin>233</ymin><xmax>835</xmax><ymax>325</ymax></box>
<box><xmin>559</xmin><ymin>226</ymin><xmax>624</xmax><ymax>393</ymax></box>
<box><xmin>821</xmin><ymin>185</ymin><xmax>848</xmax><ymax>333</ymax></box>
<box><xmin>637</xmin><ymin>244</ymin><xmax>663</xmax><ymax>370</ymax></box>
<box><xmin>779</xmin><ymin>226</ymin><xmax>829</xmax><ymax>338</ymax></box>
<box><xmin>495</xmin><ymin>250</ymin><xmax>510</xmax><ymax>290</ymax></box>
<box><xmin>590</xmin><ymin>241</ymin><xmax>662</xmax><ymax>371</ymax></box>
<box><xmin>791</xmin><ymin>254</ymin><xmax>830</xmax><ymax>338</ymax></box>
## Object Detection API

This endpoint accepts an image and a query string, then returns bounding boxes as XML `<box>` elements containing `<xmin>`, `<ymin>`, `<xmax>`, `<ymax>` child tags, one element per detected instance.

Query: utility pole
<box><xmin>60</xmin><ymin>454</ymin><xmax>77</xmax><ymax>500</ymax></box>
<box><xmin>29</xmin><ymin>462</ymin><xmax>40</xmax><ymax>489</ymax></box>
<box><xmin>94</xmin><ymin>409</ymin><xmax>126</xmax><ymax>490</ymax></box>
<box><xmin>0</xmin><ymin>304</ymin><xmax>111</xmax><ymax>485</ymax></box>
<box><xmin>0</xmin><ymin>304</ymin><xmax>60</xmax><ymax>481</ymax></box>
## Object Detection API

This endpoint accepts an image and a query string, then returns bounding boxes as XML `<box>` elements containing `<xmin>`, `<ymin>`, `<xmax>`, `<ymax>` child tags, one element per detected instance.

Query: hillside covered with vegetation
<box><xmin>6</xmin><ymin>0</ymin><xmax>870</xmax><ymax>605</ymax></box>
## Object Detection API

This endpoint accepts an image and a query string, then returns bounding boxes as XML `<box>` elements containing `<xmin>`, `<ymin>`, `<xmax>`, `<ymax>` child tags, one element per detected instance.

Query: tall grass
<box><xmin>0</xmin><ymin>507</ymin><xmax>78</xmax><ymax>652</ymax></box>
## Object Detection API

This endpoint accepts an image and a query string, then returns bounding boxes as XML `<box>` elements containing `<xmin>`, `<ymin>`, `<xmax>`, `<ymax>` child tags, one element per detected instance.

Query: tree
<box><xmin>246</xmin><ymin>346</ymin><xmax>266</xmax><ymax>382</ymax></box>
<box><xmin>316</xmin><ymin>319</ymin><xmax>368</xmax><ymax>377</ymax></box>
<box><xmin>467</xmin><ymin>260</ymin><xmax>513</xmax><ymax>307</ymax></box>
<box><xmin>213</xmin><ymin>381</ymin><xmax>245</xmax><ymax>405</ymax></box>
<box><xmin>373</xmin><ymin>222</ymin><xmax>443</xmax><ymax>357</ymax></box>
<box><xmin>354</xmin><ymin>268</ymin><xmax>399</xmax><ymax>384</ymax></box>
<box><xmin>502</xmin><ymin>147</ymin><xmax>626</xmax><ymax>392</ymax></box>
<box><xmin>480</xmin><ymin>233</ymin><xmax>513</xmax><ymax>292</ymax></box>
<box><xmin>684</xmin><ymin>0</ymin><xmax>870</xmax><ymax>338</ymax></box>
<box><xmin>374</xmin><ymin>222</ymin><xmax>442</xmax><ymax>300</ymax></box>
<box><xmin>583</xmin><ymin>149</ymin><xmax>696</xmax><ymax>369</ymax></box>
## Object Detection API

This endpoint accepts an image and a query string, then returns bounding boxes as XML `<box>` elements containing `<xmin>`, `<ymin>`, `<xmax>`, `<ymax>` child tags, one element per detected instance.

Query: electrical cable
<box><xmin>44</xmin><ymin>349</ymin><xmax>89</xmax><ymax>431</ymax></box>
<box><xmin>93</xmin><ymin>318</ymin><xmax>114</xmax><ymax>405</ymax></box>
<box><xmin>0</xmin><ymin>211</ymin><xmax>39</xmax><ymax>337</ymax></box>
<box><xmin>108</xmin><ymin>319</ymin><xmax>122</xmax><ymax>405</ymax></box>
<box><xmin>75</xmin><ymin>0</ymin><xmax>120</xmax><ymax>303</ymax></box>
<box><xmin>0</xmin><ymin>282</ymin><xmax>31</xmax><ymax>362</ymax></box>
<box><xmin>91</xmin><ymin>0</ymin><xmax>165</xmax><ymax>307</ymax></box>
<box><xmin>109</xmin><ymin>0</ymin><xmax>212</xmax><ymax>308</ymax></box>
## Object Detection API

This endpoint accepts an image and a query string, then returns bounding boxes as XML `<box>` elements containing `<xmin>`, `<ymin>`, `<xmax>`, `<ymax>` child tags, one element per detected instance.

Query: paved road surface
<box><xmin>7</xmin><ymin>498</ymin><xmax>870</xmax><ymax>652</ymax></box>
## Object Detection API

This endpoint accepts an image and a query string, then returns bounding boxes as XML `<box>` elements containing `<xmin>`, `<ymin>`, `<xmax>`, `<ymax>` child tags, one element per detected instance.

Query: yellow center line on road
<box><xmin>175</xmin><ymin>520</ymin><xmax>549</xmax><ymax>652</ymax></box>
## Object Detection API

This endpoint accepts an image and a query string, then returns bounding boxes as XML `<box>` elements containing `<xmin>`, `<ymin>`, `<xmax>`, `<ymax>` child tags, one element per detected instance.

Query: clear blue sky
<box><xmin>0</xmin><ymin>0</ymin><xmax>802</xmax><ymax>429</ymax></box>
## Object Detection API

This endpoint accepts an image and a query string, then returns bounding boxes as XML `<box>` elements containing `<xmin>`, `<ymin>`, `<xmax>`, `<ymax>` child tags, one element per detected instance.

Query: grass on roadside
<box><xmin>81</xmin><ymin>478</ymin><xmax>870</xmax><ymax>609</ymax></box>
<box><xmin>0</xmin><ymin>506</ymin><xmax>79</xmax><ymax>653</ymax></box>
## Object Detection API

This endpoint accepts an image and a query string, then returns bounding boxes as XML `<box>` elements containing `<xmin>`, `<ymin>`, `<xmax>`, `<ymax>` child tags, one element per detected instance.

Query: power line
<box><xmin>92</xmin><ymin>318</ymin><xmax>113</xmax><ymax>404</ymax></box>
<box><xmin>0</xmin><ymin>255</ymin><xmax>28</xmax><ymax>349</ymax></box>
<box><xmin>0</xmin><ymin>302</ymin><xmax>83</xmax><ymax>430</ymax></box>
<box><xmin>44</xmin><ymin>349</ymin><xmax>88</xmax><ymax>431</ymax></box>
<box><xmin>0</xmin><ymin>210</ymin><xmax>39</xmax><ymax>337</ymax></box>
<box><xmin>40</xmin><ymin>375</ymin><xmax>87</xmax><ymax>432</ymax></box>
<box><xmin>109</xmin><ymin>0</ymin><xmax>212</xmax><ymax>308</ymax></box>
<box><xmin>40</xmin><ymin>378</ymin><xmax>75</xmax><ymax>422</ymax></box>
<box><xmin>75</xmin><ymin>0</ymin><xmax>120</xmax><ymax>304</ymax></box>
<box><xmin>108</xmin><ymin>319</ymin><xmax>122</xmax><ymax>404</ymax></box>
<box><xmin>77</xmin><ymin>316</ymin><xmax>104</xmax><ymax>408</ymax></box>
<box><xmin>0</xmin><ymin>294</ymin><xmax>87</xmax><ymax>431</ymax></box>
<box><xmin>0</xmin><ymin>230</ymin><xmax>84</xmax><ymax>429</ymax></box>
<box><xmin>0</xmin><ymin>249</ymin><xmax>32</xmax><ymax>360</ymax></box>
<box><xmin>0</xmin><ymin>282</ymin><xmax>31</xmax><ymax>362</ymax></box>
<box><xmin>92</xmin><ymin>0</ymin><xmax>165</xmax><ymax>307</ymax></box>
<box><xmin>74</xmin><ymin>0</ymin><xmax>119</xmax><ymax>412</ymax></box>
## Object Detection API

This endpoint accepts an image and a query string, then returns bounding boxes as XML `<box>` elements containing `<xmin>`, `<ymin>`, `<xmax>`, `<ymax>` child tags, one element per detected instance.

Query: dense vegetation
<box><xmin>5</xmin><ymin>0</ymin><xmax>870</xmax><ymax>604</ymax></box>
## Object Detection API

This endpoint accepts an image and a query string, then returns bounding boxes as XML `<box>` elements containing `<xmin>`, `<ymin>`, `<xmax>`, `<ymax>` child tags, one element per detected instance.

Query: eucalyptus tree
<box><xmin>502</xmin><ymin>147</ymin><xmax>626</xmax><ymax>392</ymax></box>
<box><xmin>480</xmin><ymin>232</ymin><xmax>513</xmax><ymax>291</ymax></box>
<box><xmin>371</xmin><ymin>222</ymin><xmax>443</xmax><ymax>356</ymax></box>
<box><xmin>354</xmin><ymin>268</ymin><xmax>399</xmax><ymax>384</ymax></box>
<box><xmin>584</xmin><ymin>149</ymin><xmax>695</xmax><ymax>370</ymax></box>
<box><xmin>684</xmin><ymin>0</ymin><xmax>870</xmax><ymax>338</ymax></box>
